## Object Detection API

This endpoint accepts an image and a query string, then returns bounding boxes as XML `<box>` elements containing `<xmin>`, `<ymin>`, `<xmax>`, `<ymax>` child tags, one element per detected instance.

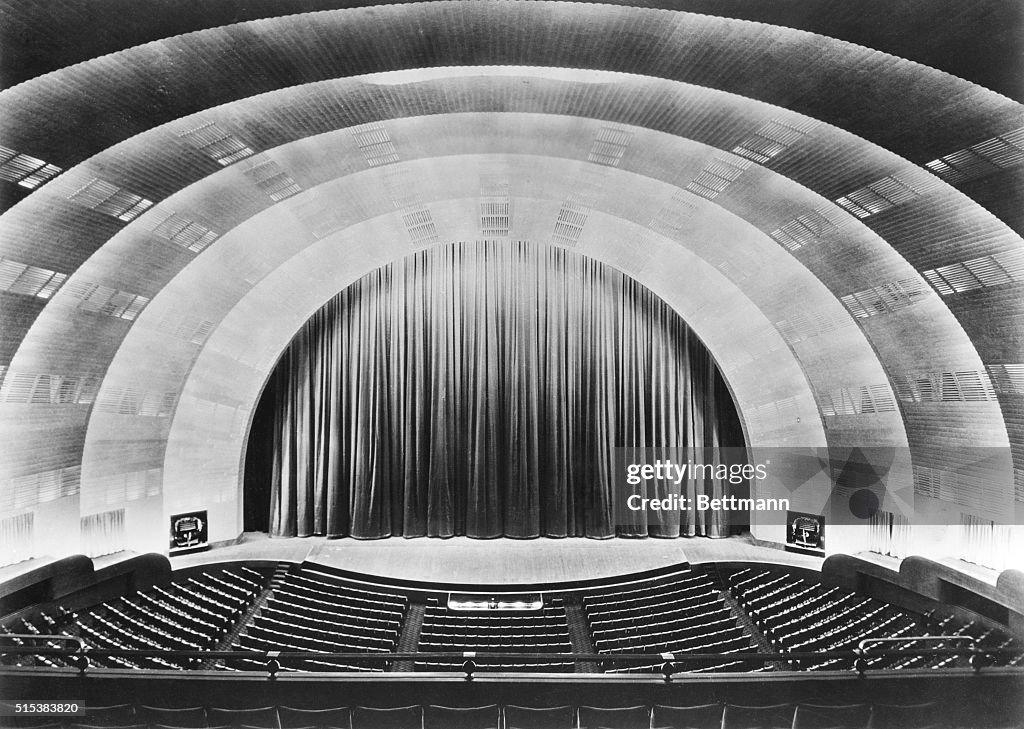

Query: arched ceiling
<box><xmin>0</xmin><ymin>1</ymin><xmax>1021</xmax><ymax>553</ymax></box>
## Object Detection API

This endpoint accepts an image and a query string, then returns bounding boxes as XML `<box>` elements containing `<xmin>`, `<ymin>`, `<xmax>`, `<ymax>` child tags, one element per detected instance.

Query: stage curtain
<box><xmin>268</xmin><ymin>241</ymin><xmax>741</xmax><ymax>539</ymax></box>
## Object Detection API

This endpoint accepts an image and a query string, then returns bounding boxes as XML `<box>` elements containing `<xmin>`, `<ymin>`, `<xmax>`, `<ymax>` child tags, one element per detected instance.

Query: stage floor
<box><xmin>170</xmin><ymin>533</ymin><xmax>823</xmax><ymax>585</ymax></box>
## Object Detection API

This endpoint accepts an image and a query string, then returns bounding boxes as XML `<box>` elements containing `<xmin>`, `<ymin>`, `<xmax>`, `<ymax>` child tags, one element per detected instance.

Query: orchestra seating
<box><xmin>582</xmin><ymin>569</ymin><xmax>757</xmax><ymax>673</ymax></box>
<box><xmin>415</xmin><ymin>597</ymin><xmax>573</xmax><ymax>672</ymax></box>
<box><xmin>728</xmin><ymin>568</ymin><xmax>1022</xmax><ymax>671</ymax></box>
<box><xmin>1</xmin><ymin>566</ymin><xmax>265</xmax><ymax>670</ymax></box>
<box><xmin>226</xmin><ymin>567</ymin><xmax>407</xmax><ymax>672</ymax></box>
<box><xmin>0</xmin><ymin>699</ymin><xmax>960</xmax><ymax>728</ymax></box>
<box><xmin>3</xmin><ymin>562</ymin><xmax>1021</xmax><ymax>677</ymax></box>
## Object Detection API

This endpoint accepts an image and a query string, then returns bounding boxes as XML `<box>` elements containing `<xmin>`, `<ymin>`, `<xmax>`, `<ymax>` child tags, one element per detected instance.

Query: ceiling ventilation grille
<box><xmin>0</xmin><ymin>467</ymin><xmax>80</xmax><ymax>513</ymax></box>
<box><xmin>649</xmin><ymin>191</ymin><xmax>698</xmax><ymax>238</ymax></box>
<box><xmin>292</xmin><ymin>194</ymin><xmax>352</xmax><ymax>240</ymax></box>
<box><xmin>987</xmin><ymin>364</ymin><xmax>1024</xmax><ymax>395</ymax></box>
<box><xmin>922</xmin><ymin>248</ymin><xmax>1024</xmax><ymax>295</ymax></box>
<box><xmin>839</xmin><ymin>278</ymin><xmax>930</xmax><ymax>318</ymax></box>
<box><xmin>746</xmin><ymin>397</ymin><xmax>800</xmax><ymax>432</ymax></box>
<box><xmin>913</xmin><ymin>465</ymin><xmax>957</xmax><ymax>501</ymax></box>
<box><xmin>352</xmin><ymin>124</ymin><xmax>400</xmax><ymax>167</ymax></box>
<box><xmin>63</xmin><ymin>281</ymin><xmax>149</xmax><ymax>321</ymax></box>
<box><xmin>834</xmin><ymin>172</ymin><xmax>936</xmax><ymax>219</ymax></box>
<box><xmin>148</xmin><ymin>209</ymin><xmax>219</xmax><ymax>253</ymax></box>
<box><xmin>154</xmin><ymin>312</ymin><xmax>216</xmax><ymax>345</ymax></box>
<box><xmin>83</xmin><ymin>469</ymin><xmax>162</xmax><ymax>512</ymax></box>
<box><xmin>402</xmin><ymin>207</ymin><xmax>439</xmax><ymax>247</ymax></box>
<box><xmin>0</xmin><ymin>258</ymin><xmax>67</xmax><ymax>299</ymax></box>
<box><xmin>94</xmin><ymin>386</ymin><xmax>177</xmax><ymax>416</ymax></box>
<box><xmin>819</xmin><ymin>384</ymin><xmax>898</xmax><ymax>416</ymax></box>
<box><xmin>732</xmin><ymin>118</ymin><xmax>816</xmax><ymax>164</ymax></box>
<box><xmin>69</xmin><ymin>178</ymin><xmax>153</xmax><ymax>221</ymax></box>
<box><xmin>685</xmin><ymin>158</ymin><xmax>752</xmax><ymax>200</ymax></box>
<box><xmin>915</xmin><ymin>467</ymin><xmax>1005</xmax><ymax>511</ymax></box>
<box><xmin>242</xmin><ymin>155</ymin><xmax>301</xmax><ymax>202</ymax></box>
<box><xmin>0</xmin><ymin>372</ymin><xmax>99</xmax><ymax>405</ymax></box>
<box><xmin>715</xmin><ymin>259</ymin><xmax>750</xmax><ymax>283</ymax></box>
<box><xmin>179</xmin><ymin>121</ymin><xmax>255</xmax><ymax>166</ymax></box>
<box><xmin>551</xmin><ymin>201</ymin><xmax>588</xmax><ymax>247</ymax></box>
<box><xmin>925</xmin><ymin>127</ymin><xmax>1024</xmax><ymax>184</ymax></box>
<box><xmin>383</xmin><ymin>166</ymin><xmax>420</xmax><ymax>209</ymax></box>
<box><xmin>0</xmin><ymin>146</ymin><xmax>62</xmax><ymax>189</ymax></box>
<box><xmin>587</xmin><ymin>126</ymin><xmax>633</xmax><ymax>167</ymax></box>
<box><xmin>775</xmin><ymin>309</ymin><xmax>846</xmax><ymax>344</ymax></box>
<box><xmin>480</xmin><ymin>179</ymin><xmax>511</xmax><ymax>237</ymax></box>
<box><xmin>770</xmin><ymin>208</ymin><xmax>837</xmax><ymax>252</ymax></box>
<box><xmin>891</xmin><ymin>370</ymin><xmax>998</xmax><ymax>403</ymax></box>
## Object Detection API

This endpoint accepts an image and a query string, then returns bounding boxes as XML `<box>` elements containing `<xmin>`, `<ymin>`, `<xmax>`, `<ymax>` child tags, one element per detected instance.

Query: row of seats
<box><xmin>584</xmin><ymin>569</ymin><xmax>752</xmax><ymax>666</ymax></box>
<box><xmin>579</xmin><ymin>570</ymin><xmax>707</xmax><ymax>603</ymax></box>
<box><xmin>418</xmin><ymin>598</ymin><xmax>571</xmax><ymax>669</ymax></box>
<box><xmin>0</xmin><ymin>700</ymin><xmax>952</xmax><ymax>729</ymax></box>
<box><xmin>728</xmin><ymin>569</ymin><xmax>1024</xmax><ymax>671</ymax></box>
<box><xmin>1</xmin><ymin>568</ymin><xmax>265</xmax><ymax>670</ymax></box>
<box><xmin>228</xmin><ymin>567</ymin><xmax>407</xmax><ymax>672</ymax></box>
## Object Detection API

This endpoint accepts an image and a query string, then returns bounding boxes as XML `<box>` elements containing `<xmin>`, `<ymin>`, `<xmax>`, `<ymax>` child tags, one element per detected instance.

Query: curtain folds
<box><xmin>268</xmin><ymin>241</ymin><xmax>742</xmax><ymax>539</ymax></box>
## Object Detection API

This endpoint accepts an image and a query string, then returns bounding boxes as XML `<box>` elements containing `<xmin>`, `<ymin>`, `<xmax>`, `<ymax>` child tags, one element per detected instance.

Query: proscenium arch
<box><xmin>158</xmin><ymin>201</ymin><xmax>834</xmax><ymax>551</ymax></box>
<box><xmin>78</xmin><ymin>143</ymin><xmax>925</xmax><ymax>555</ymax></box>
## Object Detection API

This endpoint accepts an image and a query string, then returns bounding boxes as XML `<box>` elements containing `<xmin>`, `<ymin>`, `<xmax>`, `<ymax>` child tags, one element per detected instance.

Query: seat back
<box><xmin>278</xmin><ymin>706</ymin><xmax>351</xmax><ymax>729</ymax></box>
<box><xmin>424</xmin><ymin>705</ymin><xmax>499</xmax><ymax>729</ymax></box>
<box><xmin>77</xmin><ymin>704</ymin><xmax>136</xmax><ymax>727</ymax></box>
<box><xmin>652</xmin><ymin>704</ymin><xmax>724</xmax><ymax>729</ymax></box>
<box><xmin>351</xmin><ymin>706</ymin><xmax>422</xmax><ymax>729</ymax></box>
<box><xmin>723</xmin><ymin>703</ymin><xmax>796</xmax><ymax>729</ymax></box>
<box><xmin>793</xmin><ymin>703</ymin><xmax>869</xmax><ymax>729</ymax></box>
<box><xmin>137</xmin><ymin>706</ymin><xmax>208</xmax><ymax>728</ymax></box>
<box><xmin>578</xmin><ymin>705</ymin><xmax>650</xmax><ymax>729</ymax></box>
<box><xmin>504</xmin><ymin>705</ymin><xmax>574</xmax><ymax>729</ymax></box>
<box><xmin>868</xmin><ymin>702</ymin><xmax>939</xmax><ymax>729</ymax></box>
<box><xmin>207</xmin><ymin>706</ymin><xmax>280</xmax><ymax>729</ymax></box>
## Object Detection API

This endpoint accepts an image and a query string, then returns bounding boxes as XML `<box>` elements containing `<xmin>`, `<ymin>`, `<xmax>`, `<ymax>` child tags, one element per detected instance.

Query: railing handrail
<box><xmin>1</xmin><ymin>645</ymin><xmax>1018</xmax><ymax>663</ymax></box>
<box><xmin>858</xmin><ymin>635</ymin><xmax>976</xmax><ymax>652</ymax></box>
<box><xmin>0</xmin><ymin>634</ymin><xmax>84</xmax><ymax>651</ymax></box>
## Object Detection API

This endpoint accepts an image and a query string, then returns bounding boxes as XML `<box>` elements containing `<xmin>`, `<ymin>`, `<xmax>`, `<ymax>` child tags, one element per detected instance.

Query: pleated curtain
<box><xmin>268</xmin><ymin>241</ymin><xmax>741</xmax><ymax>539</ymax></box>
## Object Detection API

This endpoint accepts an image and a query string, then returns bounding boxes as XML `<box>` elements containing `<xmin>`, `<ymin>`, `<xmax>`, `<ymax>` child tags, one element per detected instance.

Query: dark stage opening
<box><xmin>245</xmin><ymin>241</ymin><xmax>747</xmax><ymax>539</ymax></box>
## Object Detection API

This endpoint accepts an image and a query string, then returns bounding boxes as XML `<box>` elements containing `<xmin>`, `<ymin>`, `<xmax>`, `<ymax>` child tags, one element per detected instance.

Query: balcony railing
<box><xmin>2</xmin><ymin>634</ymin><xmax>1020</xmax><ymax>680</ymax></box>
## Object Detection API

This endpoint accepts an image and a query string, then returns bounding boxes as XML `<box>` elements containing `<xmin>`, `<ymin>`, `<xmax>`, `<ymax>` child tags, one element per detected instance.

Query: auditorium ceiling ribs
<box><xmin>0</xmin><ymin>1</ymin><xmax>1021</xmax><ymax>554</ymax></box>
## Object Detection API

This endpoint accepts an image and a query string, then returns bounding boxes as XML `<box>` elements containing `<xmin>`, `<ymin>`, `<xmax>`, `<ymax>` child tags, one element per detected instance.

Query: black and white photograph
<box><xmin>1</xmin><ymin>1</ymin><xmax>1022</xmax><ymax>727</ymax></box>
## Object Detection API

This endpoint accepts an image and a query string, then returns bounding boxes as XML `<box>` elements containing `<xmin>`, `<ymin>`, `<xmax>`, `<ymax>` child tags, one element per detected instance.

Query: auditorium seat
<box><xmin>76</xmin><ymin>705</ymin><xmax>136</xmax><ymax>726</ymax></box>
<box><xmin>417</xmin><ymin>598</ymin><xmax>571</xmax><ymax>672</ymax></box>
<box><xmin>424</xmin><ymin>704</ymin><xmax>500</xmax><ymax>729</ymax></box>
<box><xmin>867</xmin><ymin>702</ymin><xmax>941</xmax><ymax>729</ymax></box>
<box><xmin>351</xmin><ymin>706</ymin><xmax>422</xmax><ymax>729</ymax></box>
<box><xmin>136</xmin><ymin>706</ymin><xmax>208</xmax><ymax>728</ymax></box>
<box><xmin>722</xmin><ymin>703</ymin><xmax>796</xmax><ymax>729</ymax></box>
<box><xmin>792</xmin><ymin>703</ymin><xmax>870</xmax><ymax>729</ymax></box>
<box><xmin>652</xmin><ymin>703</ymin><xmax>725</xmax><ymax>729</ymax></box>
<box><xmin>278</xmin><ymin>706</ymin><xmax>350</xmax><ymax>728</ymax></box>
<box><xmin>207</xmin><ymin>706</ymin><xmax>279</xmax><ymax>728</ymax></box>
<box><xmin>503</xmin><ymin>705</ymin><xmax>575</xmax><ymax>729</ymax></box>
<box><xmin>578</xmin><ymin>705</ymin><xmax>650</xmax><ymax>729</ymax></box>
